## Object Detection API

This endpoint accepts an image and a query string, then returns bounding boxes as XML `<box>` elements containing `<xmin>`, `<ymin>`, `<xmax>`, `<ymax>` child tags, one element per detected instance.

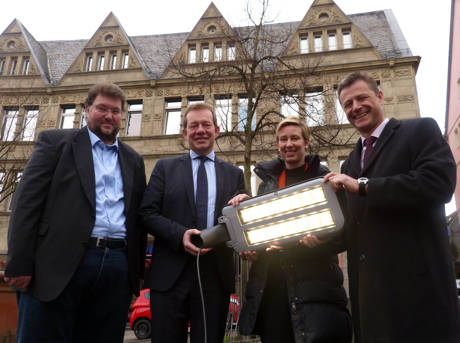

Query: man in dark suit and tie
<box><xmin>139</xmin><ymin>102</ymin><xmax>246</xmax><ymax>343</ymax></box>
<box><xmin>4</xmin><ymin>83</ymin><xmax>146</xmax><ymax>342</ymax></box>
<box><xmin>322</xmin><ymin>72</ymin><xmax>459</xmax><ymax>342</ymax></box>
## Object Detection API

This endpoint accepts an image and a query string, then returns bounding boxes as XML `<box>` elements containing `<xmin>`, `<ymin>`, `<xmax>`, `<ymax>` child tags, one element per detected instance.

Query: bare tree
<box><xmin>0</xmin><ymin>99</ymin><xmax>38</xmax><ymax>204</ymax></box>
<box><xmin>163</xmin><ymin>0</ymin><xmax>355</xmax><ymax>195</ymax></box>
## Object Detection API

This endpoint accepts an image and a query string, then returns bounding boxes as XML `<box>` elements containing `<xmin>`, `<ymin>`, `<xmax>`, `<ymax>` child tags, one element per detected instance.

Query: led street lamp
<box><xmin>192</xmin><ymin>177</ymin><xmax>344</xmax><ymax>253</ymax></box>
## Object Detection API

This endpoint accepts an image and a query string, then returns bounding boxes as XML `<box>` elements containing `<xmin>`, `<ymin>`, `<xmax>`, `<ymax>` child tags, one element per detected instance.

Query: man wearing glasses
<box><xmin>4</xmin><ymin>83</ymin><xmax>146</xmax><ymax>342</ymax></box>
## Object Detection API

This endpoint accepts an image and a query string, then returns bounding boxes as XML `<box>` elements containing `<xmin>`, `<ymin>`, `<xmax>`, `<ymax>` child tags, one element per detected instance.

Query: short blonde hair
<box><xmin>276</xmin><ymin>116</ymin><xmax>310</xmax><ymax>142</ymax></box>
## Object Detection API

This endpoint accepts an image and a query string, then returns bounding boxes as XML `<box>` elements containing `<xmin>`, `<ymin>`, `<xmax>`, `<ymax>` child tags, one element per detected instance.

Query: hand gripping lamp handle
<box><xmin>191</xmin><ymin>223</ymin><xmax>230</xmax><ymax>248</ymax></box>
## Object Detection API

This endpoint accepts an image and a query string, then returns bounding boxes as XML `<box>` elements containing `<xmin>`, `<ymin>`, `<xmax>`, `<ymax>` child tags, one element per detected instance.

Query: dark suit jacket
<box><xmin>139</xmin><ymin>153</ymin><xmax>245</xmax><ymax>293</ymax></box>
<box><xmin>5</xmin><ymin>128</ymin><xmax>146</xmax><ymax>302</ymax></box>
<box><xmin>341</xmin><ymin>118</ymin><xmax>459</xmax><ymax>343</ymax></box>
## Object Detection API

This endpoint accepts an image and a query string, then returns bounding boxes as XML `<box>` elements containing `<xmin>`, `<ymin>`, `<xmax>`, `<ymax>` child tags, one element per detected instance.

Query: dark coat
<box><xmin>139</xmin><ymin>153</ymin><xmax>246</xmax><ymax>293</ymax></box>
<box><xmin>239</xmin><ymin>155</ymin><xmax>351</xmax><ymax>342</ymax></box>
<box><xmin>5</xmin><ymin>128</ymin><xmax>147</xmax><ymax>301</ymax></box>
<box><xmin>341</xmin><ymin>118</ymin><xmax>460</xmax><ymax>343</ymax></box>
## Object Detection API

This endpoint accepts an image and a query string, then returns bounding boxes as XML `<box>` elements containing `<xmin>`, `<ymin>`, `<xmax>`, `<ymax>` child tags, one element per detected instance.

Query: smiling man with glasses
<box><xmin>4</xmin><ymin>83</ymin><xmax>147</xmax><ymax>342</ymax></box>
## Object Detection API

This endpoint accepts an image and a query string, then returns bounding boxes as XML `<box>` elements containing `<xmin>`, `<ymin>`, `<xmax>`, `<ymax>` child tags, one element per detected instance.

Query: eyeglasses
<box><xmin>93</xmin><ymin>105</ymin><xmax>121</xmax><ymax>116</ymax></box>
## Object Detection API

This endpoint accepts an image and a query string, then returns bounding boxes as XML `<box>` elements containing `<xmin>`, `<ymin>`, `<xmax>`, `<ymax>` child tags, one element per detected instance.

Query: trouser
<box><xmin>149</xmin><ymin>255</ymin><xmax>230</xmax><ymax>343</ymax></box>
<box><xmin>16</xmin><ymin>246</ymin><xmax>131</xmax><ymax>343</ymax></box>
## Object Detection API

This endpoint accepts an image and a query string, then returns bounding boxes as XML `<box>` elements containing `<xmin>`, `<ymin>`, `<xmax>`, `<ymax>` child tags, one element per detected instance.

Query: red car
<box><xmin>129</xmin><ymin>289</ymin><xmax>240</xmax><ymax>340</ymax></box>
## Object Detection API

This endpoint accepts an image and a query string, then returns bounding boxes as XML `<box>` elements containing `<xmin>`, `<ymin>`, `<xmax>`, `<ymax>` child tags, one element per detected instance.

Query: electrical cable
<box><xmin>196</xmin><ymin>248</ymin><xmax>207</xmax><ymax>343</ymax></box>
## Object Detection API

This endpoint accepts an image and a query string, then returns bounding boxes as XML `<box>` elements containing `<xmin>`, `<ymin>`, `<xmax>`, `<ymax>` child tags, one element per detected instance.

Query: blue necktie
<box><xmin>196</xmin><ymin>156</ymin><xmax>208</xmax><ymax>229</ymax></box>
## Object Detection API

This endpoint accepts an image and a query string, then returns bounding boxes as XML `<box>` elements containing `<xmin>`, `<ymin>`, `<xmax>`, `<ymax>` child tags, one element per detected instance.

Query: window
<box><xmin>1</xmin><ymin>108</ymin><xmax>18</xmax><ymax>141</ymax></box>
<box><xmin>8</xmin><ymin>171</ymin><xmax>22</xmax><ymax>211</ymax></box>
<box><xmin>85</xmin><ymin>54</ymin><xmax>93</xmax><ymax>72</ymax></box>
<box><xmin>314</xmin><ymin>33</ymin><xmax>323</xmax><ymax>52</ymax></box>
<box><xmin>122</xmin><ymin>51</ymin><xmax>129</xmax><ymax>69</ymax></box>
<box><xmin>188</xmin><ymin>96</ymin><xmax>204</xmax><ymax>106</ymax></box>
<box><xmin>300</xmin><ymin>35</ymin><xmax>309</xmax><ymax>54</ymax></box>
<box><xmin>10</xmin><ymin>58</ymin><xmax>17</xmax><ymax>75</ymax></box>
<box><xmin>80</xmin><ymin>106</ymin><xmax>87</xmax><ymax>128</ymax></box>
<box><xmin>227</xmin><ymin>44</ymin><xmax>235</xmax><ymax>61</ymax></box>
<box><xmin>164</xmin><ymin>99</ymin><xmax>182</xmax><ymax>134</ymax></box>
<box><xmin>0</xmin><ymin>58</ymin><xmax>5</xmax><ymax>75</ymax></box>
<box><xmin>335</xmin><ymin>89</ymin><xmax>349</xmax><ymax>124</ymax></box>
<box><xmin>61</xmin><ymin>106</ymin><xmax>76</xmax><ymax>129</ymax></box>
<box><xmin>339</xmin><ymin>159</ymin><xmax>346</xmax><ymax>170</ymax></box>
<box><xmin>215</xmin><ymin>96</ymin><xmax>232</xmax><ymax>131</ymax></box>
<box><xmin>188</xmin><ymin>45</ymin><xmax>196</xmax><ymax>64</ymax></box>
<box><xmin>342</xmin><ymin>29</ymin><xmax>352</xmax><ymax>49</ymax></box>
<box><xmin>214</xmin><ymin>44</ymin><xmax>222</xmax><ymax>61</ymax></box>
<box><xmin>238</xmin><ymin>97</ymin><xmax>256</xmax><ymax>131</ymax></box>
<box><xmin>239</xmin><ymin>165</ymin><xmax>257</xmax><ymax>196</ymax></box>
<box><xmin>22</xmin><ymin>108</ymin><xmax>39</xmax><ymax>141</ymax></box>
<box><xmin>201</xmin><ymin>44</ymin><xmax>209</xmax><ymax>63</ymax></box>
<box><xmin>110</xmin><ymin>53</ymin><xmax>117</xmax><ymax>70</ymax></box>
<box><xmin>125</xmin><ymin>102</ymin><xmax>143</xmax><ymax>136</ymax></box>
<box><xmin>328</xmin><ymin>32</ymin><xmax>337</xmax><ymax>50</ymax></box>
<box><xmin>305</xmin><ymin>90</ymin><xmax>325</xmax><ymax>127</ymax></box>
<box><xmin>280</xmin><ymin>94</ymin><xmax>299</xmax><ymax>117</ymax></box>
<box><xmin>22</xmin><ymin>57</ymin><xmax>30</xmax><ymax>75</ymax></box>
<box><xmin>97</xmin><ymin>54</ymin><xmax>105</xmax><ymax>71</ymax></box>
<box><xmin>320</xmin><ymin>160</ymin><xmax>328</xmax><ymax>168</ymax></box>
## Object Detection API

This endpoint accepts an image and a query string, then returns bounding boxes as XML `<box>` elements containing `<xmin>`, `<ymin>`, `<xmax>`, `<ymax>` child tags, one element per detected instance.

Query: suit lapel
<box><xmin>346</xmin><ymin>139</ymin><xmax>363</xmax><ymax>178</ymax></box>
<box><xmin>214</xmin><ymin>157</ymin><xmax>225</xmax><ymax>224</ymax></box>
<box><xmin>182</xmin><ymin>154</ymin><xmax>196</xmax><ymax>217</ymax></box>
<box><xmin>360</xmin><ymin>118</ymin><xmax>399</xmax><ymax>176</ymax></box>
<box><xmin>118</xmin><ymin>142</ymin><xmax>134</xmax><ymax>214</ymax></box>
<box><xmin>72</xmin><ymin>128</ymin><xmax>96</xmax><ymax>210</ymax></box>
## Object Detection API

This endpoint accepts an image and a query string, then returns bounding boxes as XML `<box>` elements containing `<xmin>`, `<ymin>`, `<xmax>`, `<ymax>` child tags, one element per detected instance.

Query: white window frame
<box><xmin>110</xmin><ymin>53</ymin><xmax>117</xmax><ymax>70</ymax></box>
<box><xmin>125</xmin><ymin>102</ymin><xmax>143</xmax><ymax>136</ymax></box>
<box><xmin>201</xmin><ymin>44</ymin><xmax>209</xmax><ymax>63</ymax></box>
<box><xmin>2</xmin><ymin>108</ymin><xmax>18</xmax><ymax>141</ymax></box>
<box><xmin>238</xmin><ymin>97</ymin><xmax>256</xmax><ymax>132</ymax></box>
<box><xmin>10</xmin><ymin>58</ymin><xmax>17</xmax><ymax>75</ymax></box>
<box><xmin>98</xmin><ymin>54</ymin><xmax>105</xmax><ymax>71</ymax></box>
<box><xmin>214</xmin><ymin>44</ymin><xmax>222</xmax><ymax>61</ymax></box>
<box><xmin>227</xmin><ymin>44</ymin><xmax>235</xmax><ymax>61</ymax></box>
<box><xmin>85</xmin><ymin>55</ymin><xmax>93</xmax><ymax>72</ymax></box>
<box><xmin>305</xmin><ymin>90</ymin><xmax>325</xmax><ymax>127</ymax></box>
<box><xmin>188</xmin><ymin>45</ymin><xmax>196</xmax><ymax>64</ymax></box>
<box><xmin>328</xmin><ymin>32</ymin><xmax>337</xmax><ymax>50</ymax></box>
<box><xmin>164</xmin><ymin>99</ymin><xmax>182</xmax><ymax>135</ymax></box>
<box><xmin>314</xmin><ymin>34</ymin><xmax>323</xmax><ymax>52</ymax></box>
<box><xmin>215</xmin><ymin>96</ymin><xmax>232</xmax><ymax>131</ymax></box>
<box><xmin>342</xmin><ymin>29</ymin><xmax>352</xmax><ymax>49</ymax></box>
<box><xmin>280</xmin><ymin>94</ymin><xmax>299</xmax><ymax>118</ymax></box>
<box><xmin>300</xmin><ymin>35</ymin><xmax>309</xmax><ymax>54</ymax></box>
<box><xmin>61</xmin><ymin>106</ymin><xmax>76</xmax><ymax>129</ymax></box>
<box><xmin>22</xmin><ymin>108</ymin><xmax>39</xmax><ymax>141</ymax></box>
<box><xmin>122</xmin><ymin>52</ymin><xmax>129</xmax><ymax>69</ymax></box>
<box><xmin>22</xmin><ymin>57</ymin><xmax>30</xmax><ymax>75</ymax></box>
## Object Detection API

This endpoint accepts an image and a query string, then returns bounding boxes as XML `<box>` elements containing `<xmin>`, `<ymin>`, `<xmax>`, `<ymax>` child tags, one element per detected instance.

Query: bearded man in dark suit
<box><xmin>139</xmin><ymin>102</ymin><xmax>246</xmax><ymax>343</ymax></box>
<box><xmin>323</xmin><ymin>72</ymin><xmax>459</xmax><ymax>343</ymax></box>
<box><xmin>4</xmin><ymin>83</ymin><xmax>146</xmax><ymax>342</ymax></box>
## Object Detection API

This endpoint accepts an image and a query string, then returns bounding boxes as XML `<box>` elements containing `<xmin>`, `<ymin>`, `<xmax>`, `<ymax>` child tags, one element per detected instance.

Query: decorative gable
<box><xmin>0</xmin><ymin>19</ymin><xmax>49</xmax><ymax>83</ymax></box>
<box><xmin>66</xmin><ymin>12</ymin><xmax>143</xmax><ymax>74</ymax></box>
<box><xmin>283</xmin><ymin>0</ymin><xmax>374</xmax><ymax>57</ymax></box>
<box><xmin>163</xmin><ymin>2</ymin><xmax>237</xmax><ymax>77</ymax></box>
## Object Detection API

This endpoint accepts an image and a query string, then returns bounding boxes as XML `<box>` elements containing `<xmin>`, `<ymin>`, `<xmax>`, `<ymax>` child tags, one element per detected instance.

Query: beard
<box><xmin>92</xmin><ymin>124</ymin><xmax>119</xmax><ymax>145</ymax></box>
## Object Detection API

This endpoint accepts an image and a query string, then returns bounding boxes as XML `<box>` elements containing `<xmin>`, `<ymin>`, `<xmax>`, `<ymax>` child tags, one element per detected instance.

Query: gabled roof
<box><xmin>1</xmin><ymin>19</ymin><xmax>51</xmax><ymax>84</ymax></box>
<box><xmin>62</xmin><ymin>12</ymin><xmax>150</xmax><ymax>82</ymax></box>
<box><xmin>0</xmin><ymin>6</ymin><xmax>414</xmax><ymax>85</ymax></box>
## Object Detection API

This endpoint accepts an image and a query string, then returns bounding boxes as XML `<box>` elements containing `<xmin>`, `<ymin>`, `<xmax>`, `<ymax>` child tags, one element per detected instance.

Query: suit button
<box><xmin>359</xmin><ymin>254</ymin><xmax>366</xmax><ymax>262</ymax></box>
<box><xmin>291</xmin><ymin>302</ymin><xmax>296</xmax><ymax>311</ymax></box>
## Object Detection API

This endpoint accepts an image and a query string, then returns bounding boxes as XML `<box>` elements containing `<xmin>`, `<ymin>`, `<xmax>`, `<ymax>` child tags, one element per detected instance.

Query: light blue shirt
<box><xmin>88</xmin><ymin>128</ymin><xmax>126</xmax><ymax>238</ymax></box>
<box><xmin>190</xmin><ymin>150</ymin><xmax>217</xmax><ymax>229</ymax></box>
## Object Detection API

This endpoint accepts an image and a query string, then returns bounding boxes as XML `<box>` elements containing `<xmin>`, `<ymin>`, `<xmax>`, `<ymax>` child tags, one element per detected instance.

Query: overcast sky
<box><xmin>0</xmin><ymin>0</ymin><xmax>455</xmax><ymax>211</ymax></box>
